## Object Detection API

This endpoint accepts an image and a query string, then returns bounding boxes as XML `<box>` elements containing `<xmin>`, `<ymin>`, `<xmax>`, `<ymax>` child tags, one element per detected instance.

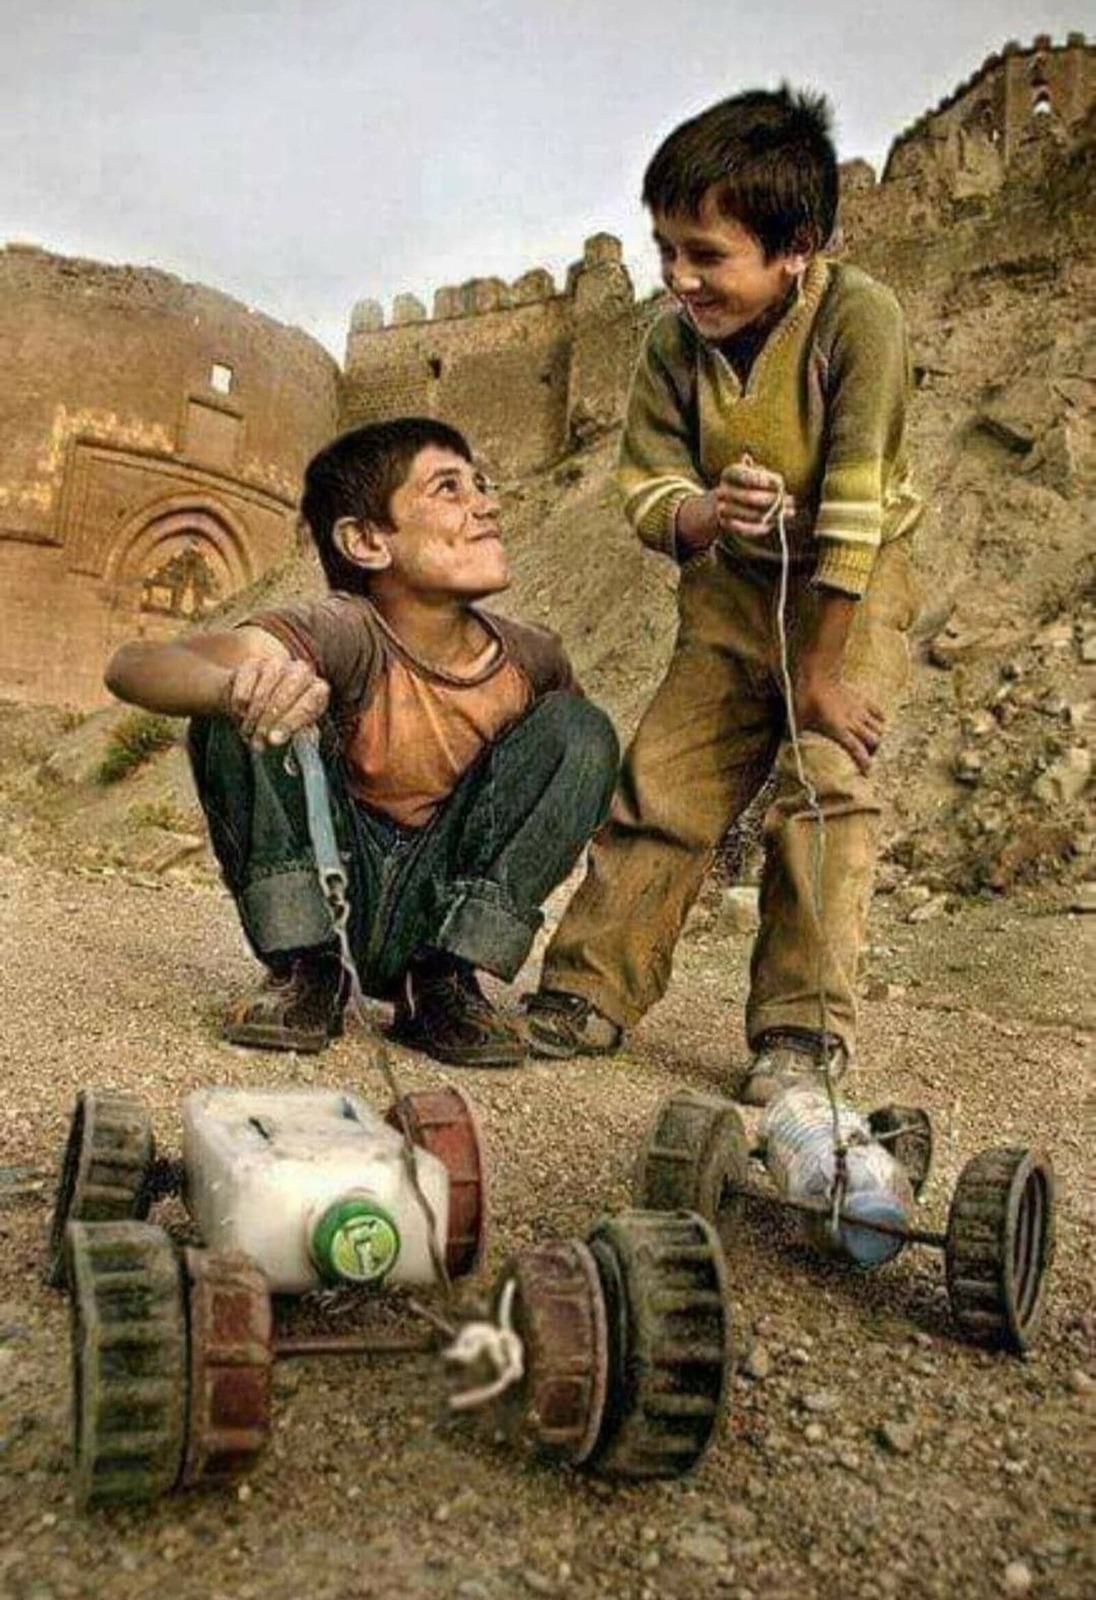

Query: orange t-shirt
<box><xmin>343</xmin><ymin>621</ymin><xmax>531</xmax><ymax>828</ymax></box>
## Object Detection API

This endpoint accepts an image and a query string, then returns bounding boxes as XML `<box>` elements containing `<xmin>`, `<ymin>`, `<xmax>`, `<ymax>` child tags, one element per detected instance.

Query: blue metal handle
<box><xmin>291</xmin><ymin>728</ymin><xmax>344</xmax><ymax>884</ymax></box>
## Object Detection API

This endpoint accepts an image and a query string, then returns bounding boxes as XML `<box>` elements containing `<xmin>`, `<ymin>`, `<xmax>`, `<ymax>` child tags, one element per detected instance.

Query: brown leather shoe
<box><xmin>222</xmin><ymin>952</ymin><xmax>347</xmax><ymax>1053</ymax></box>
<box><xmin>390</xmin><ymin>955</ymin><xmax>526</xmax><ymax>1067</ymax></box>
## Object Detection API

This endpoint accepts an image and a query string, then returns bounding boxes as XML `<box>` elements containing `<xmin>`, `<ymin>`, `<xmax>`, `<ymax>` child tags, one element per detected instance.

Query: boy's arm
<box><xmin>789</xmin><ymin>281</ymin><xmax>914</xmax><ymax>770</ymax></box>
<box><xmin>618</xmin><ymin>321</ymin><xmax>800</xmax><ymax>557</ymax></box>
<box><xmin>616</xmin><ymin>322</ymin><xmax>708</xmax><ymax>558</ymax></box>
<box><xmin>812</xmin><ymin>280</ymin><xmax>914</xmax><ymax>597</ymax></box>
<box><xmin>105</xmin><ymin>627</ymin><xmax>331</xmax><ymax>749</ymax></box>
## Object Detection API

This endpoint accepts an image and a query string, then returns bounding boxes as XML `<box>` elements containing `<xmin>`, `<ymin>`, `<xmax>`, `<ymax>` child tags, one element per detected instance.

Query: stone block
<box><xmin>432</xmin><ymin>286</ymin><xmax>463</xmax><ymax>320</ymax></box>
<box><xmin>391</xmin><ymin>293</ymin><xmax>427</xmax><ymax>325</ymax></box>
<box><xmin>582</xmin><ymin>234</ymin><xmax>623</xmax><ymax>267</ymax></box>
<box><xmin>349</xmin><ymin>298</ymin><xmax>385</xmax><ymax>333</ymax></box>
<box><xmin>509</xmin><ymin>268</ymin><xmax>556</xmax><ymax>306</ymax></box>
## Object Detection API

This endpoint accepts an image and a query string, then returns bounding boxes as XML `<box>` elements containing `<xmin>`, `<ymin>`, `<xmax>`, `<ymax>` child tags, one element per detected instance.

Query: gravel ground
<box><xmin>0</xmin><ymin>856</ymin><xmax>1092</xmax><ymax>1600</ymax></box>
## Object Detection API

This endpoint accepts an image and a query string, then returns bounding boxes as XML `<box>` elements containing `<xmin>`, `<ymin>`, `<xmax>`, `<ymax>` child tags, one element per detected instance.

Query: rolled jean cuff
<box><xmin>433</xmin><ymin>879</ymin><xmax>543</xmax><ymax>981</ymax></box>
<box><xmin>239</xmin><ymin>865</ymin><xmax>334</xmax><ymax>955</ymax></box>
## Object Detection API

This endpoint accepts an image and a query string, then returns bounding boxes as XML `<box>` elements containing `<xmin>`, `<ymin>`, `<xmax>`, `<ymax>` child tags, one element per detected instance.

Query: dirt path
<box><xmin>0</xmin><ymin>856</ymin><xmax>1092</xmax><ymax>1600</ymax></box>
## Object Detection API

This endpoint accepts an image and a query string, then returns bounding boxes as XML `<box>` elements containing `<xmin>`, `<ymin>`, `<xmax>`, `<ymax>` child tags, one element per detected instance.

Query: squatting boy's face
<box><xmin>652</xmin><ymin>190</ymin><xmax>802</xmax><ymax>343</ymax></box>
<box><xmin>383</xmin><ymin>446</ymin><xmax>510</xmax><ymax>600</ymax></box>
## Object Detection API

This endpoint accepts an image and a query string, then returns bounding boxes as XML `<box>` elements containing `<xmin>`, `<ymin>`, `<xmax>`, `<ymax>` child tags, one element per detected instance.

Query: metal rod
<box><xmin>724</xmin><ymin>1181</ymin><xmax>948</xmax><ymax>1249</ymax></box>
<box><xmin>274</xmin><ymin>1331</ymin><xmax>439</xmax><ymax>1358</ymax></box>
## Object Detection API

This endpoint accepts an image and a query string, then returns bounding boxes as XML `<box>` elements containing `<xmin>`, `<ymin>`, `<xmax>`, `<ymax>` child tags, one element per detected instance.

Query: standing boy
<box><xmin>106</xmin><ymin>418</ymin><xmax>618</xmax><ymax>1066</ymax></box>
<box><xmin>524</xmin><ymin>88</ymin><xmax>921</xmax><ymax>1102</ymax></box>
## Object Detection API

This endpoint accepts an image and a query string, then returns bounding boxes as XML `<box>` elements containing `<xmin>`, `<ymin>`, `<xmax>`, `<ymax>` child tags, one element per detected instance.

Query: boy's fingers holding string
<box><xmin>718</xmin><ymin>482</ymin><xmax>780</xmax><ymax>511</ymax></box>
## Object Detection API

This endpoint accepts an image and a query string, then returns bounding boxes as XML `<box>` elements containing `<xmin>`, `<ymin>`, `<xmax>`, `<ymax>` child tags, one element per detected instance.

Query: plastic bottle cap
<box><xmin>310</xmin><ymin>1194</ymin><xmax>401</xmax><ymax>1285</ymax></box>
<box><xmin>839</xmin><ymin>1189</ymin><xmax>909</xmax><ymax>1268</ymax></box>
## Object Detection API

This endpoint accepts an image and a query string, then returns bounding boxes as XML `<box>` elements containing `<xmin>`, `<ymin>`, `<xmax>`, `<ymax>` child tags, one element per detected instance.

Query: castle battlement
<box><xmin>350</xmin><ymin>233</ymin><xmax>630</xmax><ymax>336</ymax></box>
<box><xmin>350</xmin><ymin>269</ymin><xmax>560</xmax><ymax>335</ymax></box>
<box><xmin>342</xmin><ymin>235</ymin><xmax>635</xmax><ymax>475</ymax></box>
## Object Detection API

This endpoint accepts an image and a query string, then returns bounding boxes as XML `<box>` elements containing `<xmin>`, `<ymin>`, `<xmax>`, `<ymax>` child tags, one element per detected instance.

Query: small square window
<box><xmin>210</xmin><ymin>362</ymin><xmax>234</xmax><ymax>395</ymax></box>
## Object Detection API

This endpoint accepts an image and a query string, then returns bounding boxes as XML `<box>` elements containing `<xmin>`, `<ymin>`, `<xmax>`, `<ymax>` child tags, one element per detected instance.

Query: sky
<box><xmin>1</xmin><ymin>1</ymin><xmax>1085</xmax><ymax>360</ymax></box>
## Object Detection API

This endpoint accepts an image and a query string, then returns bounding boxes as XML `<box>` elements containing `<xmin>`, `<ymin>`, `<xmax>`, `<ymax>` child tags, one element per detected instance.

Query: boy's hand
<box><xmin>675</xmin><ymin>455</ymin><xmax>800</xmax><ymax>557</ymax></box>
<box><xmin>717</xmin><ymin>456</ymin><xmax>797</xmax><ymax>539</ymax></box>
<box><xmin>223</xmin><ymin>656</ymin><xmax>331</xmax><ymax>749</ymax></box>
<box><xmin>793</xmin><ymin>667</ymin><xmax>885</xmax><ymax>776</ymax></box>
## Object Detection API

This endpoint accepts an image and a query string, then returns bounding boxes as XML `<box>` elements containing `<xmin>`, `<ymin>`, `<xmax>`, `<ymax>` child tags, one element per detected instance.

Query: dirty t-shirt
<box><xmin>343</xmin><ymin>622</ymin><xmax>530</xmax><ymax>827</ymax></box>
<box><xmin>249</xmin><ymin>595</ymin><xmax>572</xmax><ymax>827</ymax></box>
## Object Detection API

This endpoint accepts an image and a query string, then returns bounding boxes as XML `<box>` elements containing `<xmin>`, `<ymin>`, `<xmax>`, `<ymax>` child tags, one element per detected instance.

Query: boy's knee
<box><xmin>770</xmin><ymin>732</ymin><xmax>877</xmax><ymax>814</ymax></box>
<box><xmin>570</xmin><ymin>696</ymin><xmax>620</xmax><ymax>775</ymax></box>
<box><xmin>188</xmin><ymin>711</ymin><xmax>261</xmax><ymax>757</ymax></box>
<box><xmin>528</xmin><ymin>692</ymin><xmax>619</xmax><ymax>775</ymax></box>
<box><xmin>188</xmin><ymin>714</ymin><xmax>248</xmax><ymax>791</ymax></box>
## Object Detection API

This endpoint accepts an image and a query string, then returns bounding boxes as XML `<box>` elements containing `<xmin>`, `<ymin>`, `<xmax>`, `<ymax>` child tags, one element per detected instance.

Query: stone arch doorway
<box><xmin>103</xmin><ymin>499</ymin><xmax>256</xmax><ymax>650</ymax></box>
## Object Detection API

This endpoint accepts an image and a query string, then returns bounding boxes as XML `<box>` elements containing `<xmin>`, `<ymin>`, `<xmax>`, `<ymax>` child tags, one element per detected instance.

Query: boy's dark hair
<box><xmin>641</xmin><ymin>86</ymin><xmax>838</xmax><ymax>258</ymax></box>
<box><xmin>300</xmin><ymin>417</ymin><xmax>473</xmax><ymax>592</ymax></box>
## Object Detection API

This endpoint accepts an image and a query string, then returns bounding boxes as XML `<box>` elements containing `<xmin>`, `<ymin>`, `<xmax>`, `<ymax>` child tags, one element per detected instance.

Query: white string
<box><xmin>758</xmin><ymin>483</ymin><xmax>849</xmax><ymax>1230</ymax></box>
<box><xmin>443</xmin><ymin>1278</ymin><xmax>526</xmax><ymax>1412</ymax></box>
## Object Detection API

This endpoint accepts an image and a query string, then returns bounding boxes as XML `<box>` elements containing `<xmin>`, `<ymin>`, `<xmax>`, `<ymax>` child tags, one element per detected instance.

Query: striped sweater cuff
<box><xmin>632</xmin><ymin>486</ymin><xmax>696</xmax><ymax>558</ymax></box>
<box><xmin>812</xmin><ymin>540</ymin><xmax>878</xmax><ymax>598</ymax></box>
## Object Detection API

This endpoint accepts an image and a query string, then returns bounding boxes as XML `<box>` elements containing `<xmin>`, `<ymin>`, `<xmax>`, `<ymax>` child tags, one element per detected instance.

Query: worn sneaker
<box><xmin>390</xmin><ymin>955</ymin><xmax>526</xmax><ymax>1067</ymax></box>
<box><xmin>737</xmin><ymin>1027</ymin><xmax>849</xmax><ymax>1107</ymax></box>
<box><xmin>222</xmin><ymin>951</ymin><xmax>347</xmax><ymax>1053</ymax></box>
<box><xmin>522</xmin><ymin>989</ymin><xmax>623</xmax><ymax>1060</ymax></box>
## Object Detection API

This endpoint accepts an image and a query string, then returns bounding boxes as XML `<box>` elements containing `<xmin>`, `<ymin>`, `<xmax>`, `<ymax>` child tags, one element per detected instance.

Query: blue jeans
<box><xmin>188</xmin><ymin>692</ymin><xmax>618</xmax><ymax>996</ymax></box>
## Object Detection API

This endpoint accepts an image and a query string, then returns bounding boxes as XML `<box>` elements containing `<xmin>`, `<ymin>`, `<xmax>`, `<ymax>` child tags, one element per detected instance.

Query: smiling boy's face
<box><xmin>374</xmin><ymin>445</ymin><xmax>510</xmax><ymax>601</ymax></box>
<box><xmin>652</xmin><ymin>188</ymin><xmax>808</xmax><ymax>343</ymax></box>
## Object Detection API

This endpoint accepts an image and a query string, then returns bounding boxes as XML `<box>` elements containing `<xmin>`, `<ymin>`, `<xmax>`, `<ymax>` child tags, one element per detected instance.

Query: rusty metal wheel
<box><xmin>66</xmin><ymin>1221</ymin><xmax>188</xmax><ymax>1508</ymax></box>
<box><xmin>867</xmin><ymin>1104</ymin><xmax>934</xmax><ymax>1198</ymax></box>
<box><xmin>179</xmin><ymin>1249</ymin><xmax>274</xmax><ymax>1490</ymax></box>
<box><xmin>385</xmin><ymin>1086</ymin><xmax>487</xmax><ymax>1277</ymax></box>
<box><xmin>491</xmin><ymin>1239</ymin><xmax>608</xmax><ymax>1465</ymax></box>
<box><xmin>584</xmin><ymin>1210</ymin><xmax>731</xmax><ymax>1479</ymax></box>
<box><xmin>945</xmin><ymin>1148</ymin><xmax>1055</xmax><ymax>1352</ymax></box>
<box><xmin>635</xmin><ymin>1091</ymin><xmax>751</xmax><ymax>1230</ymax></box>
<box><xmin>45</xmin><ymin>1091</ymin><xmax>155</xmax><ymax>1288</ymax></box>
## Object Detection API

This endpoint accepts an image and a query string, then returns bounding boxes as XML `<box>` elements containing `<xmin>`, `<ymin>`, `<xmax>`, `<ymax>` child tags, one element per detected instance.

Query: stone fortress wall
<box><xmin>0</xmin><ymin>35</ymin><xmax>1091</xmax><ymax>708</ymax></box>
<box><xmin>0</xmin><ymin>246</ymin><xmax>339</xmax><ymax>706</ymax></box>
<box><xmin>342</xmin><ymin>233</ymin><xmax>636</xmax><ymax>475</ymax></box>
<box><xmin>884</xmin><ymin>33</ymin><xmax>1093</xmax><ymax>183</ymax></box>
<box><xmin>837</xmin><ymin>33</ymin><xmax>1095</xmax><ymax>252</ymax></box>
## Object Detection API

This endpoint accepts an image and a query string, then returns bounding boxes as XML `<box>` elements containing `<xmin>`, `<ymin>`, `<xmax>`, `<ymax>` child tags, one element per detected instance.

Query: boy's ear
<box><xmin>783</xmin><ymin>225</ymin><xmax>820</xmax><ymax>278</ymax></box>
<box><xmin>333</xmin><ymin>516</ymin><xmax>393</xmax><ymax>572</ymax></box>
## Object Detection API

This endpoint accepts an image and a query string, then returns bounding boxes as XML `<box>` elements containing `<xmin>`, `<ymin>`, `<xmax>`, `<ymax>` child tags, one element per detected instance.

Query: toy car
<box><xmin>634</xmin><ymin>1088</ymin><xmax>1055</xmax><ymax>1353</ymax></box>
<box><xmin>46</xmin><ymin>1086</ymin><xmax>733</xmax><ymax>1505</ymax></box>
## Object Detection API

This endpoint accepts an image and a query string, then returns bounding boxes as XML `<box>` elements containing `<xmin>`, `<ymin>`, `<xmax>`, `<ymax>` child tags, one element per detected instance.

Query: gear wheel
<box><xmin>45</xmin><ymin>1091</ymin><xmax>155</xmax><ymax>1288</ymax></box>
<box><xmin>945</xmin><ymin>1147</ymin><xmax>1055</xmax><ymax>1351</ymax></box>
<box><xmin>635</xmin><ymin>1091</ymin><xmax>751</xmax><ymax>1228</ymax></box>
<box><xmin>179</xmin><ymin>1248</ymin><xmax>273</xmax><ymax>1489</ymax></box>
<box><xmin>585</xmin><ymin>1209</ymin><xmax>731</xmax><ymax>1479</ymax></box>
<box><xmin>66</xmin><ymin>1221</ymin><xmax>188</xmax><ymax>1507</ymax></box>
<box><xmin>867</xmin><ymin>1104</ymin><xmax>933</xmax><ymax>1197</ymax></box>
<box><xmin>384</xmin><ymin>1086</ymin><xmax>487</xmax><ymax>1277</ymax></box>
<box><xmin>492</xmin><ymin>1239</ymin><xmax>608</xmax><ymax>1464</ymax></box>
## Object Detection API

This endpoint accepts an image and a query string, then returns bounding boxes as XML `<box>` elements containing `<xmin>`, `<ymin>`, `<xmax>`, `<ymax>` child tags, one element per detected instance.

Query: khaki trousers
<box><xmin>540</xmin><ymin>537</ymin><xmax>917</xmax><ymax>1051</ymax></box>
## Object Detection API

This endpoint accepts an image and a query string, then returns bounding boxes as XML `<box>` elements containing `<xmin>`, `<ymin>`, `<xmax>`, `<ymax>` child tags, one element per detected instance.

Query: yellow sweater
<box><xmin>616</xmin><ymin>257</ymin><xmax>922</xmax><ymax>596</ymax></box>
